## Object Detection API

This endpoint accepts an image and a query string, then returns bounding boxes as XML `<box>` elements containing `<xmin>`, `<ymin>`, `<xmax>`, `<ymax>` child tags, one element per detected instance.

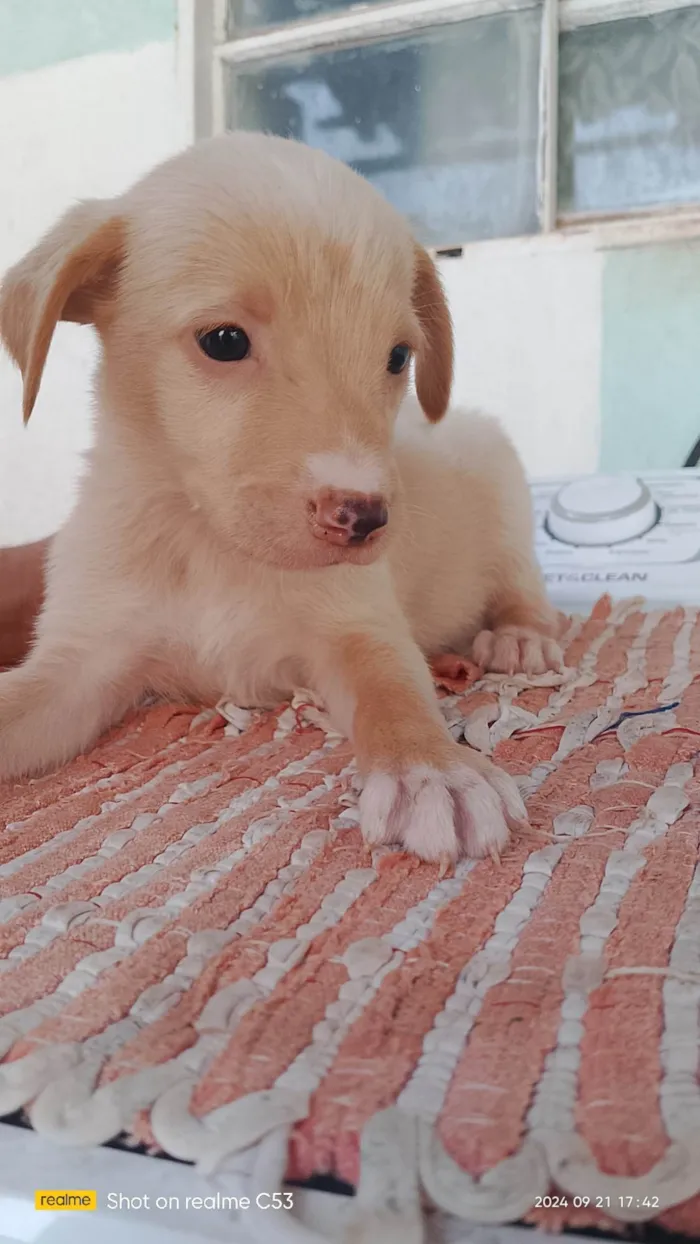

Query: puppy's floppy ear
<box><xmin>0</xmin><ymin>200</ymin><xmax>125</xmax><ymax>423</ymax></box>
<box><xmin>412</xmin><ymin>244</ymin><xmax>453</xmax><ymax>423</ymax></box>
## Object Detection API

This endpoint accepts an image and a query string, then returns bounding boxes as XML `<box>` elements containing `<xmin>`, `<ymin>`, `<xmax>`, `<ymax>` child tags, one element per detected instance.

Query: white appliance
<box><xmin>531</xmin><ymin>470</ymin><xmax>700</xmax><ymax>611</ymax></box>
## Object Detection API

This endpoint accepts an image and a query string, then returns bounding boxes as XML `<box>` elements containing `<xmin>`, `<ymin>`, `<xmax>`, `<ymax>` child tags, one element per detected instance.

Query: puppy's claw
<box><xmin>437</xmin><ymin>854</ymin><xmax>453</xmax><ymax>879</ymax></box>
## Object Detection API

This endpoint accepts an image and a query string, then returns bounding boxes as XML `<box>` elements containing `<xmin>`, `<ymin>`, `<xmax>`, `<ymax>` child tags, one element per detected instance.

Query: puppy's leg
<box><xmin>472</xmin><ymin>556</ymin><xmax>564</xmax><ymax>678</ymax></box>
<box><xmin>0</xmin><ymin>641</ymin><xmax>145</xmax><ymax>782</ymax></box>
<box><xmin>311</xmin><ymin>623</ymin><xmax>527</xmax><ymax>864</ymax></box>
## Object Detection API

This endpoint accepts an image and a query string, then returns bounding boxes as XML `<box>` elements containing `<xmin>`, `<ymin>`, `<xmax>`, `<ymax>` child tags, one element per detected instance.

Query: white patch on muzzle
<box><xmin>306</xmin><ymin>449</ymin><xmax>385</xmax><ymax>496</ymax></box>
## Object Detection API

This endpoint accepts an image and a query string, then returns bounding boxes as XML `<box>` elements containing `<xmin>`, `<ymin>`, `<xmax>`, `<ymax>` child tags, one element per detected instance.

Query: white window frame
<box><xmin>178</xmin><ymin>0</ymin><xmax>700</xmax><ymax>251</ymax></box>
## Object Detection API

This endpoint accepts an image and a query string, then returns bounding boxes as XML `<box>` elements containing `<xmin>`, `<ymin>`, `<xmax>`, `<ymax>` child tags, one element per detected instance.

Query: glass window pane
<box><xmin>225</xmin><ymin>14</ymin><xmax>542</xmax><ymax>246</ymax></box>
<box><xmin>559</xmin><ymin>7</ymin><xmax>700</xmax><ymax>215</ymax></box>
<box><xmin>227</xmin><ymin>1</ymin><xmax>366</xmax><ymax>35</ymax></box>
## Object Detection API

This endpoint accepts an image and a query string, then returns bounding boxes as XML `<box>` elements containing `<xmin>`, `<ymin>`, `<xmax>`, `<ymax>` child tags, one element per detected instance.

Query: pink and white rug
<box><xmin>1</xmin><ymin>595</ymin><xmax>700</xmax><ymax>1236</ymax></box>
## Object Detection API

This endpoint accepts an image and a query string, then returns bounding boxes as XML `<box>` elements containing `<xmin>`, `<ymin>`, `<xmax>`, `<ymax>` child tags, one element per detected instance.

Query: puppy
<box><xmin>0</xmin><ymin>132</ymin><xmax>560</xmax><ymax>864</ymax></box>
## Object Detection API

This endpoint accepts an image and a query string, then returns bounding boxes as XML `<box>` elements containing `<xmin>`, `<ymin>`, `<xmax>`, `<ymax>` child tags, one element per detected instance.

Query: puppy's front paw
<box><xmin>472</xmin><ymin>626</ymin><xmax>563</xmax><ymax>677</ymax></box>
<box><xmin>359</xmin><ymin>751</ymin><xmax>527</xmax><ymax>864</ymax></box>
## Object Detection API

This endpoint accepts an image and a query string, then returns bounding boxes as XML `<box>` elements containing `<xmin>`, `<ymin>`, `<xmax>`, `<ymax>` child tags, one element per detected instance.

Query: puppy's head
<box><xmin>0</xmin><ymin>133</ymin><xmax>453</xmax><ymax>570</ymax></box>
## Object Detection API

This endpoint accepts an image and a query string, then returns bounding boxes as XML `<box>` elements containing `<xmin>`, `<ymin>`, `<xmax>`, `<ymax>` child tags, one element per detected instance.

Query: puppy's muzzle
<box><xmin>309</xmin><ymin>488</ymin><xmax>389</xmax><ymax>546</ymax></box>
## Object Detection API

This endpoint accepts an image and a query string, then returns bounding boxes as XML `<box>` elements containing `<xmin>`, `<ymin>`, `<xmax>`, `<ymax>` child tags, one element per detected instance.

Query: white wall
<box><xmin>0</xmin><ymin>39</ymin><xmax>187</xmax><ymax>547</ymax></box>
<box><xmin>438</xmin><ymin>232</ymin><xmax>602</xmax><ymax>479</ymax></box>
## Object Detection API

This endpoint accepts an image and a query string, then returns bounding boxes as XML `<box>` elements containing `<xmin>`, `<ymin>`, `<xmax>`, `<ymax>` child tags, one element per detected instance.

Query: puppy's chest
<box><xmin>160</xmin><ymin>583</ymin><xmax>300</xmax><ymax>703</ymax></box>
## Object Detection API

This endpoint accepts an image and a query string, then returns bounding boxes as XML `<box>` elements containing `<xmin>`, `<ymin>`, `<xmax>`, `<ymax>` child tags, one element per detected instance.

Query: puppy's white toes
<box><xmin>448</xmin><ymin>765</ymin><xmax>511</xmax><ymax>859</ymax></box>
<box><xmin>400</xmin><ymin>768</ymin><xmax>461</xmax><ymax>863</ymax></box>
<box><xmin>359</xmin><ymin>768</ymin><xmax>460</xmax><ymax>862</ymax></box>
<box><xmin>473</xmin><ymin>628</ymin><xmax>522</xmax><ymax>675</ymax></box>
<box><xmin>474</xmin><ymin>758</ymin><xmax>529</xmax><ymax>830</ymax></box>
<box><xmin>472</xmin><ymin>626</ymin><xmax>563</xmax><ymax>677</ymax></box>
<box><xmin>521</xmin><ymin>637</ymin><xmax>547</xmax><ymax>676</ymax></box>
<box><xmin>461</xmin><ymin>737</ymin><xmax>529</xmax><ymax>830</ymax></box>
<box><xmin>359</xmin><ymin>771</ymin><xmax>403</xmax><ymax>847</ymax></box>
<box><xmin>471</xmin><ymin>628</ymin><xmax>497</xmax><ymax>670</ymax></box>
<box><xmin>543</xmin><ymin>637</ymin><xmax>565</xmax><ymax>671</ymax></box>
<box><xmin>359</xmin><ymin>760</ymin><xmax>517</xmax><ymax>864</ymax></box>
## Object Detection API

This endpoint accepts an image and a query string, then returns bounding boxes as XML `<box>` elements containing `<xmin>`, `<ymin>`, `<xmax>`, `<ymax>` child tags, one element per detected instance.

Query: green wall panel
<box><xmin>0</xmin><ymin>0</ymin><xmax>175</xmax><ymax>77</ymax></box>
<box><xmin>601</xmin><ymin>239</ymin><xmax>700</xmax><ymax>472</ymax></box>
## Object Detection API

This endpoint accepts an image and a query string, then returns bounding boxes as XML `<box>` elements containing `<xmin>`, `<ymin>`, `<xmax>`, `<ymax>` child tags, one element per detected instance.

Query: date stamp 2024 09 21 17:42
<box><xmin>535</xmin><ymin>1195</ymin><xmax>661</xmax><ymax>1212</ymax></box>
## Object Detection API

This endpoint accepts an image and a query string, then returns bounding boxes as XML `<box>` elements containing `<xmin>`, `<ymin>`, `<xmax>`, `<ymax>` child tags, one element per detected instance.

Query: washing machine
<box><xmin>531</xmin><ymin>469</ymin><xmax>700</xmax><ymax>612</ymax></box>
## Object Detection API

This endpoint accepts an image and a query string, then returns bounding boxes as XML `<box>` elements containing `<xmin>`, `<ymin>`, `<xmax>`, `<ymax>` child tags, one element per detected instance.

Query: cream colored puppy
<box><xmin>0</xmin><ymin>132</ymin><xmax>560</xmax><ymax>864</ymax></box>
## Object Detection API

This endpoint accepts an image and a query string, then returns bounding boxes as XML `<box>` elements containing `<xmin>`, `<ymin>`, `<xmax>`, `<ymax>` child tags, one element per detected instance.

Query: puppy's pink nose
<box><xmin>309</xmin><ymin>488</ymin><xmax>389</xmax><ymax>546</ymax></box>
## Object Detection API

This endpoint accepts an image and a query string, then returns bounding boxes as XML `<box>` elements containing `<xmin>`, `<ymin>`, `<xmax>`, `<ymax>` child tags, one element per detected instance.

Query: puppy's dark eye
<box><xmin>197</xmin><ymin>326</ymin><xmax>251</xmax><ymax>362</ymax></box>
<box><xmin>388</xmin><ymin>344</ymin><xmax>411</xmax><ymax>374</ymax></box>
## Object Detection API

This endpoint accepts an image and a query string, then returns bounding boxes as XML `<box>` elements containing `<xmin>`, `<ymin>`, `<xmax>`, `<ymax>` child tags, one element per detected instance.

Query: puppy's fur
<box><xmin>0</xmin><ymin>132</ymin><xmax>560</xmax><ymax>864</ymax></box>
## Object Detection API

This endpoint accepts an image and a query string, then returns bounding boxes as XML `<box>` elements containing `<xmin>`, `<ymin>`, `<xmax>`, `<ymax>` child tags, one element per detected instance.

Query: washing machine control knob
<box><xmin>547</xmin><ymin>475</ymin><xmax>659</xmax><ymax>546</ymax></box>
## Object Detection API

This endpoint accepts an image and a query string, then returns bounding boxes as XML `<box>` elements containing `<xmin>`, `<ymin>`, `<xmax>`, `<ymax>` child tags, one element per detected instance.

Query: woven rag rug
<box><xmin>2</xmin><ymin>594</ymin><xmax>700</xmax><ymax>1239</ymax></box>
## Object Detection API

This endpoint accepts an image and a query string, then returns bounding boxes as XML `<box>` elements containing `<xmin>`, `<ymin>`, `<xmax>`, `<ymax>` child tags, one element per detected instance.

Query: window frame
<box><xmin>179</xmin><ymin>0</ymin><xmax>700</xmax><ymax>249</ymax></box>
